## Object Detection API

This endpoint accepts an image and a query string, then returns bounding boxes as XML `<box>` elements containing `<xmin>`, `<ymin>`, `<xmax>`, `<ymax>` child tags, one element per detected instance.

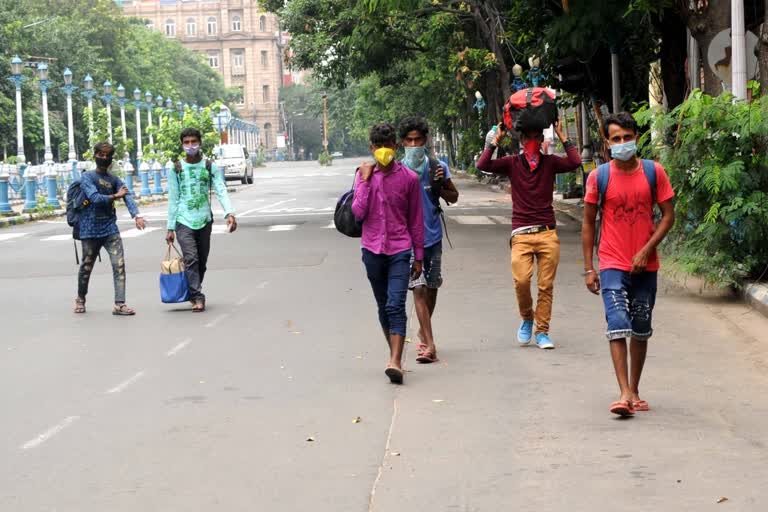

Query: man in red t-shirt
<box><xmin>582</xmin><ymin>112</ymin><xmax>675</xmax><ymax>417</ymax></box>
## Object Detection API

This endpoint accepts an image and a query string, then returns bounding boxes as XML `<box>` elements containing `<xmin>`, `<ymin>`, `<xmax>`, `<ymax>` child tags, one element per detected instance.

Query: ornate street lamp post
<box><xmin>101</xmin><ymin>80</ymin><xmax>114</xmax><ymax>144</ymax></box>
<box><xmin>134</xmin><ymin>88</ymin><xmax>150</xmax><ymax>196</ymax></box>
<box><xmin>1</xmin><ymin>56</ymin><xmax>26</xmax><ymax>215</ymax></box>
<box><xmin>37</xmin><ymin>62</ymin><xmax>54</xmax><ymax>163</ymax></box>
<box><xmin>81</xmin><ymin>74</ymin><xmax>97</xmax><ymax>146</ymax></box>
<box><xmin>61</xmin><ymin>68</ymin><xmax>78</xmax><ymax>162</ymax></box>
<box><xmin>115</xmin><ymin>84</ymin><xmax>134</xmax><ymax>194</ymax></box>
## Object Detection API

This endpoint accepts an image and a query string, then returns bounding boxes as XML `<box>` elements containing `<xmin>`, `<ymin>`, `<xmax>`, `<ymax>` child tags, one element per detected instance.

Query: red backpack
<box><xmin>502</xmin><ymin>87</ymin><xmax>558</xmax><ymax>132</ymax></box>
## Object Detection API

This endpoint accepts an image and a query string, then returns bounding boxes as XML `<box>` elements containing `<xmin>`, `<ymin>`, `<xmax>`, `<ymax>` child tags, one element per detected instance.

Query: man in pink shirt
<box><xmin>353</xmin><ymin>123</ymin><xmax>424</xmax><ymax>384</ymax></box>
<box><xmin>582</xmin><ymin>112</ymin><xmax>675</xmax><ymax>417</ymax></box>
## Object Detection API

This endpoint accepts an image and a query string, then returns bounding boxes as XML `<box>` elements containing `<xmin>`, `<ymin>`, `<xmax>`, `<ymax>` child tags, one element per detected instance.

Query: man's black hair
<box><xmin>603</xmin><ymin>112</ymin><xmax>638</xmax><ymax>138</ymax></box>
<box><xmin>180</xmin><ymin>127</ymin><xmax>203</xmax><ymax>143</ymax></box>
<box><xmin>369</xmin><ymin>122</ymin><xmax>397</xmax><ymax>146</ymax></box>
<box><xmin>93</xmin><ymin>141</ymin><xmax>115</xmax><ymax>158</ymax></box>
<box><xmin>398</xmin><ymin>116</ymin><xmax>429</xmax><ymax>140</ymax></box>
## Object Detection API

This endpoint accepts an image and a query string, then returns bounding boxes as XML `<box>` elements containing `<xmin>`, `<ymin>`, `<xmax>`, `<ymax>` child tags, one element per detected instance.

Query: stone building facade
<box><xmin>120</xmin><ymin>0</ymin><xmax>282</xmax><ymax>149</ymax></box>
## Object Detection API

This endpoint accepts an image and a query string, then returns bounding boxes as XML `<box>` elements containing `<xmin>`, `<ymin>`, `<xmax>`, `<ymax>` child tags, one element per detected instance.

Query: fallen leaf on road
<box><xmin>352</xmin><ymin>417</ymin><xmax>362</xmax><ymax>424</ymax></box>
<box><xmin>717</xmin><ymin>497</ymin><xmax>728</xmax><ymax>504</ymax></box>
<box><xmin>405</xmin><ymin>337</ymin><xmax>412</xmax><ymax>343</ymax></box>
<box><xmin>432</xmin><ymin>399</ymin><xmax>444</xmax><ymax>403</ymax></box>
<box><xmin>391</xmin><ymin>452</ymin><xmax>401</xmax><ymax>456</ymax></box>
<box><xmin>355</xmin><ymin>355</ymin><xmax>363</xmax><ymax>359</ymax></box>
<box><xmin>199</xmin><ymin>381</ymin><xmax>206</xmax><ymax>384</ymax></box>
<box><xmin>290</xmin><ymin>331</ymin><xmax>302</xmax><ymax>335</ymax></box>
<box><xmin>306</xmin><ymin>436</ymin><xmax>315</xmax><ymax>442</ymax></box>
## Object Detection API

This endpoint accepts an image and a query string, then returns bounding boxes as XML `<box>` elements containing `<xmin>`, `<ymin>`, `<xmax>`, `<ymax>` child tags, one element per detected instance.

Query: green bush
<box><xmin>318</xmin><ymin>151</ymin><xmax>333</xmax><ymax>166</ymax></box>
<box><xmin>635</xmin><ymin>86</ymin><xmax>768</xmax><ymax>287</ymax></box>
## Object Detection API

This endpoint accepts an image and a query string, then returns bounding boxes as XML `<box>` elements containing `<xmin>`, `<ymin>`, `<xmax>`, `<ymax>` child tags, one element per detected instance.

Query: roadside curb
<box><xmin>744</xmin><ymin>283</ymin><xmax>768</xmax><ymax>318</ymax></box>
<box><xmin>0</xmin><ymin>210</ymin><xmax>65</xmax><ymax>228</ymax></box>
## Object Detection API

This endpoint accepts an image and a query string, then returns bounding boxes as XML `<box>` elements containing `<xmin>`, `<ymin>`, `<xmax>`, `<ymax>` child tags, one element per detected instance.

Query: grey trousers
<box><xmin>176</xmin><ymin>222</ymin><xmax>213</xmax><ymax>302</ymax></box>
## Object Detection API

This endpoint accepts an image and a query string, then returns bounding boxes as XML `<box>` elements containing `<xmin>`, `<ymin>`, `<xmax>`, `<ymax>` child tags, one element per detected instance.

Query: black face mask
<box><xmin>95</xmin><ymin>156</ymin><xmax>113</xmax><ymax>169</ymax></box>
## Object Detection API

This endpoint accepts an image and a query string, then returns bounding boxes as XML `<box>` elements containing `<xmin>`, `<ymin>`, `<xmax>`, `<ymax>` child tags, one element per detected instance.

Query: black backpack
<box><xmin>426</xmin><ymin>158</ymin><xmax>453</xmax><ymax>249</ymax></box>
<box><xmin>334</xmin><ymin>172</ymin><xmax>362</xmax><ymax>238</ymax></box>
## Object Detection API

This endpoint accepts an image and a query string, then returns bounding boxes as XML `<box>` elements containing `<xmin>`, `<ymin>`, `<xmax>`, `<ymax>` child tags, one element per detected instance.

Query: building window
<box><xmin>260</xmin><ymin>51</ymin><xmax>268</xmax><ymax>67</ymax></box>
<box><xmin>232</xmin><ymin>15</ymin><xmax>242</xmax><ymax>32</ymax></box>
<box><xmin>262</xmin><ymin>85</ymin><xmax>270</xmax><ymax>103</ymax></box>
<box><xmin>207</xmin><ymin>52</ymin><xmax>219</xmax><ymax>69</ymax></box>
<box><xmin>264</xmin><ymin>122</ymin><xmax>272</xmax><ymax>146</ymax></box>
<box><xmin>207</xmin><ymin>17</ymin><xmax>217</xmax><ymax>35</ymax></box>
<box><xmin>235</xmin><ymin>86</ymin><xmax>245</xmax><ymax>105</ymax></box>
<box><xmin>165</xmin><ymin>19</ymin><xmax>176</xmax><ymax>37</ymax></box>
<box><xmin>186</xmin><ymin>18</ymin><xmax>197</xmax><ymax>36</ymax></box>
<box><xmin>259</xmin><ymin>15</ymin><xmax>267</xmax><ymax>32</ymax></box>
<box><xmin>231</xmin><ymin>49</ymin><xmax>245</xmax><ymax>75</ymax></box>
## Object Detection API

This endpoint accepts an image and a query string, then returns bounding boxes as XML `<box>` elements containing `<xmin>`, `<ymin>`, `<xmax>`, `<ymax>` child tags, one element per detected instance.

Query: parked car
<box><xmin>214</xmin><ymin>144</ymin><xmax>253</xmax><ymax>185</ymax></box>
<box><xmin>330</xmin><ymin>151</ymin><xmax>343</xmax><ymax>158</ymax></box>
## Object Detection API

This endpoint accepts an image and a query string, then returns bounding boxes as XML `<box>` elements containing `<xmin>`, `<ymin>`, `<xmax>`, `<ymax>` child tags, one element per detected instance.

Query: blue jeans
<box><xmin>600</xmin><ymin>270</ymin><xmax>657</xmax><ymax>341</ymax></box>
<box><xmin>362</xmin><ymin>249</ymin><xmax>411</xmax><ymax>337</ymax></box>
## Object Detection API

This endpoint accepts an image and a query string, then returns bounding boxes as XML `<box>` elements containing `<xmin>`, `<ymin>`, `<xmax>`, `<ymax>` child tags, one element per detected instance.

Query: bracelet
<box><xmin>582</xmin><ymin>269</ymin><xmax>596</xmax><ymax>276</ymax></box>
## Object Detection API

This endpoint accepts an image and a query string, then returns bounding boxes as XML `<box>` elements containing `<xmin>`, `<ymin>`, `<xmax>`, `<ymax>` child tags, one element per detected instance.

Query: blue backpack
<box><xmin>66</xmin><ymin>174</ymin><xmax>91</xmax><ymax>241</ymax></box>
<box><xmin>594</xmin><ymin>159</ymin><xmax>657</xmax><ymax>247</ymax></box>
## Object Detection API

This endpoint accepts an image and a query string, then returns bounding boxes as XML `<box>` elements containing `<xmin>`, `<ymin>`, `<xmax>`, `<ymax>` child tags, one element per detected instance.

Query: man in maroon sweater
<box><xmin>477</xmin><ymin>121</ymin><xmax>581</xmax><ymax>349</ymax></box>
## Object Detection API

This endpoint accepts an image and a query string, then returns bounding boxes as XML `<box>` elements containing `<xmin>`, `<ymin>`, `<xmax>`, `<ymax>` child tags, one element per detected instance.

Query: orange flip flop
<box><xmin>631</xmin><ymin>400</ymin><xmax>650</xmax><ymax>411</ymax></box>
<box><xmin>610</xmin><ymin>400</ymin><xmax>635</xmax><ymax>417</ymax></box>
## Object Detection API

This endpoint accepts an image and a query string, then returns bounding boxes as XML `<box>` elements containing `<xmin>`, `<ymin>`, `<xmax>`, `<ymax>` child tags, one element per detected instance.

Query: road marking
<box><xmin>268</xmin><ymin>224</ymin><xmax>297</xmax><ymax>232</ymax></box>
<box><xmin>254</xmin><ymin>198</ymin><xmax>296</xmax><ymax>212</ymax></box>
<box><xmin>121</xmin><ymin>227</ymin><xmax>161</xmax><ymax>238</ymax></box>
<box><xmin>21</xmin><ymin>416</ymin><xmax>80</xmax><ymax>450</ymax></box>
<box><xmin>205</xmin><ymin>313</ymin><xmax>229</xmax><ymax>328</ymax></box>
<box><xmin>106</xmin><ymin>371</ymin><xmax>145</xmax><ymax>394</ymax></box>
<box><xmin>0</xmin><ymin>233</ymin><xmax>28</xmax><ymax>242</ymax></box>
<box><xmin>241</xmin><ymin>211</ymin><xmax>334</xmax><ymax>219</ymax></box>
<box><xmin>489</xmin><ymin>216</ymin><xmax>509</xmax><ymax>224</ymax></box>
<box><xmin>237</xmin><ymin>202</ymin><xmax>270</xmax><ymax>217</ymax></box>
<box><xmin>166</xmin><ymin>337</ymin><xmax>192</xmax><ymax>357</ymax></box>
<box><xmin>453</xmin><ymin>215</ymin><xmax>495</xmax><ymax>225</ymax></box>
<box><xmin>41</xmin><ymin>234</ymin><xmax>73</xmax><ymax>241</ymax></box>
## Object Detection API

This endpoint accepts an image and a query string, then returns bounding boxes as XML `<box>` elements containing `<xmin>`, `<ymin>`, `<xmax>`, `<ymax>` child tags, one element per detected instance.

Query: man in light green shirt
<box><xmin>166</xmin><ymin>127</ymin><xmax>237</xmax><ymax>312</ymax></box>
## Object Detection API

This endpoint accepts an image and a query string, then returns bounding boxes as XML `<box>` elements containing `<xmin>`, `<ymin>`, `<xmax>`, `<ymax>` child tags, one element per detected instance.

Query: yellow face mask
<box><xmin>373</xmin><ymin>147</ymin><xmax>396</xmax><ymax>167</ymax></box>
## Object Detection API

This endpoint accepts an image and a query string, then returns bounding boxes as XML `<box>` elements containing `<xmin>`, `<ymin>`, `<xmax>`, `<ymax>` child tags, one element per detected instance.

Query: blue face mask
<box><xmin>610</xmin><ymin>140</ymin><xmax>637</xmax><ymax>161</ymax></box>
<box><xmin>403</xmin><ymin>146</ymin><xmax>427</xmax><ymax>175</ymax></box>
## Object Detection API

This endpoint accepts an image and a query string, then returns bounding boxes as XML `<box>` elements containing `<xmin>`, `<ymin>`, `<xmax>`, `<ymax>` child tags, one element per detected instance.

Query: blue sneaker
<box><xmin>535</xmin><ymin>333</ymin><xmax>555</xmax><ymax>350</ymax></box>
<box><xmin>517</xmin><ymin>320</ymin><xmax>533</xmax><ymax>345</ymax></box>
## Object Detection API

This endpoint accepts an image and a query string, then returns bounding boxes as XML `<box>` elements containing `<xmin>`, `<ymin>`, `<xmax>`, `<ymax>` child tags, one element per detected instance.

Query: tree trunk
<box><xmin>678</xmin><ymin>0</ymin><xmax>730</xmax><ymax>96</ymax></box>
<box><xmin>471</xmin><ymin>1</ymin><xmax>512</xmax><ymax>103</ymax></box>
<box><xmin>759</xmin><ymin>18</ymin><xmax>768</xmax><ymax>93</ymax></box>
<box><xmin>657</xmin><ymin>9</ymin><xmax>688</xmax><ymax>108</ymax></box>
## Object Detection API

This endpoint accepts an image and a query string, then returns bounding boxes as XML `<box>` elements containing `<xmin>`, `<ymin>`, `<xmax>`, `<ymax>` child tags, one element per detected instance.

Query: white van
<box><xmin>214</xmin><ymin>144</ymin><xmax>253</xmax><ymax>185</ymax></box>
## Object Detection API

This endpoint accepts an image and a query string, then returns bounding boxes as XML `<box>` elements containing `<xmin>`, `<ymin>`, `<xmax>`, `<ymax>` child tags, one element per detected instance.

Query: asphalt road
<box><xmin>1</xmin><ymin>158</ymin><xmax>767</xmax><ymax>511</ymax></box>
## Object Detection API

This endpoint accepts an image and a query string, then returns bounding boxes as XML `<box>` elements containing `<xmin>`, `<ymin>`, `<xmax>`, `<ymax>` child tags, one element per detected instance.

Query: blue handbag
<box><xmin>160</xmin><ymin>244</ymin><xmax>190</xmax><ymax>303</ymax></box>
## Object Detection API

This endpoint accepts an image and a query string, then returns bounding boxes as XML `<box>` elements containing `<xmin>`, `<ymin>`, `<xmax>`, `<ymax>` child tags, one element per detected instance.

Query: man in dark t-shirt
<box><xmin>476</xmin><ymin>121</ymin><xmax>580</xmax><ymax>349</ymax></box>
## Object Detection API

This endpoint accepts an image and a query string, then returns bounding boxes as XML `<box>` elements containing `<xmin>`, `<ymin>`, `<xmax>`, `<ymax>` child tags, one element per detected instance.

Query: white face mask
<box><xmin>610</xmin><ymin>140</ymin><xmax>637</xmax><ymax>161</ymax></box>
<box><xmin>403</xmin><ymin>146</ymin><xmax>427</xmax><ymax>174</ymax></box>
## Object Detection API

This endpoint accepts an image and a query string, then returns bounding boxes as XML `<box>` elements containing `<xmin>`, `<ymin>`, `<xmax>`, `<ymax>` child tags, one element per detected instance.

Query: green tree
<box><xmin>0</xmin><ymin>0</ymin><xmax>229</xmax><ymax>163</ymax></box>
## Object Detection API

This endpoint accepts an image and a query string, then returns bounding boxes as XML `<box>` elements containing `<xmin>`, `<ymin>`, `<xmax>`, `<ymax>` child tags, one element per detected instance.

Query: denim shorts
<box><xmin>600</xmin><ymin>270</ymin><xmax>657</xmax><ymax>341</ymax></box>
<box><xmin>409</xmin><ymin>241</ymin><xmax>443</xmax><ymax>290</ymax></box>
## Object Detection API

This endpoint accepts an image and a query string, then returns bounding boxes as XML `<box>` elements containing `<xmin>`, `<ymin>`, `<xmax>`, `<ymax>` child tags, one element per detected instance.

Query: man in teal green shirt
<box><xmin>166</xmin><ymin>127</ymin><xmax>237</xmax><ymax>312</ymax></box>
